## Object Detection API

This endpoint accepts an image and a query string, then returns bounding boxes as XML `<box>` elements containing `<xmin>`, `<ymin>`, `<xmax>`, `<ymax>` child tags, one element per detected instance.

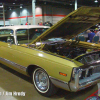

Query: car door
<box><xmin>0</xmin><ymin>28</ymin><xmax>27</xmax><ymax>75</ymax></box>
<box><xmin>0</xmin><ymin>29</ymin><xmax>15</xmax><ymax>59</ymax></box>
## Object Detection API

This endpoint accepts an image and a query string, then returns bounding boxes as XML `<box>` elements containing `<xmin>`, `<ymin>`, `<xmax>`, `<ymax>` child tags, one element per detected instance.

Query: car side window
<box><xmin>0</xmin><ymin>29</ymin><xmax>14</xmax><ymax>44</ymax></box>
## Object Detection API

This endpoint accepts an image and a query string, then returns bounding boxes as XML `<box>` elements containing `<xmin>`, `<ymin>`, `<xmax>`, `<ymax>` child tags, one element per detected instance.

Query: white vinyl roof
<box><xmin>0</xmin><ymin>25</ymin><xmax>50</xmax><ymax>30</ymax></box>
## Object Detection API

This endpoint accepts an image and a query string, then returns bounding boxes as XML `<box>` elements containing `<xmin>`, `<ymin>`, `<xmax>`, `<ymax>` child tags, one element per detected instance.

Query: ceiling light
<box><xmin>0</xmin><ymin>5</ymin><xmax>3</xmax><ymax>8</ymax></box>
<box><xmin>44</xmin><ymin>2</ymin><xmax>46</xmax><ymax>4</ymax></box>
<box><xmin>13</xmin><ymin>3</ymin><xmax>15</xmax><ymax>4</ymax></box>
<box><xmin>20</xmin><ymin>6</ymin><xmax>22</xmax><ymax>8</ymax></box>
<box><xmin>94</xmin><ymin>0</ymin><xmax>98</xmax><ymax>3</ymax></box>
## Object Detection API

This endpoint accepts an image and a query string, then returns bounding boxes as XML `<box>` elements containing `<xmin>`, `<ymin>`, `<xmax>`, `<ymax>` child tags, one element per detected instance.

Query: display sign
<box><xmin>85</xmin><ymin>89</ymin><xmax>100</xmax><ymax>100</ymax></box>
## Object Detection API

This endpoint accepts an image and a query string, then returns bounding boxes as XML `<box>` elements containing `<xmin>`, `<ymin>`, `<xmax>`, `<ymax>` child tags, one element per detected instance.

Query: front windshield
<box><xmin>16</xmin><ymin>28</ymin><xmax>48</xmax><ymax>44</ymax></box>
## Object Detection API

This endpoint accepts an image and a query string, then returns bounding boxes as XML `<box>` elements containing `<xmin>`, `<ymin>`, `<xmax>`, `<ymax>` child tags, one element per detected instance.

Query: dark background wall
<box><xmin>5</xmin><ymin>4</ymin><xmax>72</xmax><ymax>25</ymax></box>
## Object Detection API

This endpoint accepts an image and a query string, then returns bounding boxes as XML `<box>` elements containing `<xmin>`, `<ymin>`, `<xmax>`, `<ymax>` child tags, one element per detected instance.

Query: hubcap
<box><xmin>34</xmin><ymin>69</ymin><xmax>49</xmax><ymax>91</ymax></box>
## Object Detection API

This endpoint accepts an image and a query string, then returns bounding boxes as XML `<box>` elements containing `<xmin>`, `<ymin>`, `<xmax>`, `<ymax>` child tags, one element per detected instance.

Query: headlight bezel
<box><xmin>71</xmin><ymin>67</ymin><xmax>83</xmax><ymax>80</ymax></box>
<box><xmin>71</xmin><ymin>67</ymin><xmax>93</xmax><ymax>81</ymax></box>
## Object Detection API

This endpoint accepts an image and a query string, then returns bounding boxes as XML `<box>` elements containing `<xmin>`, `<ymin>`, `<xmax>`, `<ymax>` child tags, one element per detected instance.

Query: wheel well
<box><xmin>27</xmin><ymin>65</ymin><xmax>39</xmax><ymax>76</ymax></box>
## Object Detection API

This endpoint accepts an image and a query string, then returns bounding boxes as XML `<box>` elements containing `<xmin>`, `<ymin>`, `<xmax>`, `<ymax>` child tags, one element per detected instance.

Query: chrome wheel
<box><xmin>33</xmin><ymin>68</ymin><xmax>49</xmax><ymax>93</ymax></box>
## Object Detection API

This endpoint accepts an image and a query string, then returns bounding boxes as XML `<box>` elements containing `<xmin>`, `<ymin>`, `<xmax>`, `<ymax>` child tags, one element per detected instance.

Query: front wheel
<box><xmin>32</xmin><ymin>68</ymin><xmax>58</xmax><ymax>97</ymax></box>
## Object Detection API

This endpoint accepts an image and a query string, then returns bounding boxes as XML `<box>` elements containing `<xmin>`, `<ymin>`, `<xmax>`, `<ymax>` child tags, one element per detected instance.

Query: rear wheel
<box><xmin>32</xmin><ymin>68</ymin><xmax>58</xmax><ymax>97</ymax></box>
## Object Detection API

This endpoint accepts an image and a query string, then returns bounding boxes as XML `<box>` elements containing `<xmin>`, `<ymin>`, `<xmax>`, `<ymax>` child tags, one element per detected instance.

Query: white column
<box><xmin>32</xmin><ymin>0</ymin><xmax>36</xmax><ymax>25</ymax></box>
<box><xmin>3</xmin><ymin>3</ymin><xmax>5</xmax><ymax>27</ymax></box>
<box><xmin>75</xmin><ymin>0</ymin><xmax>77</xmax><ymax>10</ymax></box>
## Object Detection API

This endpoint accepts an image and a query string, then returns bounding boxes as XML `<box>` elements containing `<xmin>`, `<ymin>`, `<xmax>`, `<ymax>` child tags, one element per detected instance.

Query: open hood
<box><xmin>31</xmin><ymin>6</ymin><xmax>100</xmax><ymax>44</ymax></box>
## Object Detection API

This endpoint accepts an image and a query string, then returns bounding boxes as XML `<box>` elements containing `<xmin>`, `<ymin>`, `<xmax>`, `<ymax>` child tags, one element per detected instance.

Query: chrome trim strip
<box><xmin>0</xmin><ymin>57</ymin><xmax>26</xmax><ymax>72</ymax></box>
<box><xmin>49</xmin><ymin>76</ymin><xmax>70</xmax><ymax>91</ymax></box>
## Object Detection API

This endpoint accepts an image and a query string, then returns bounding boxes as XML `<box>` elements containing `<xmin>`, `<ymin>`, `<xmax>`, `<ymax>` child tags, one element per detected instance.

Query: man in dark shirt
<box><xmin>86</xmin><ymin>30</ymin><xmax>95</xmax><ymax>42</ymax></box>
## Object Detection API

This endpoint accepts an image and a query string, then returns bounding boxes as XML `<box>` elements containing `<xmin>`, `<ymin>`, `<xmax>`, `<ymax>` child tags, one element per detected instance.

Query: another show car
<box><xmin>1</xmin><ymin>6</ymin><xmax>100</xmax><ymax>97</ymax></box>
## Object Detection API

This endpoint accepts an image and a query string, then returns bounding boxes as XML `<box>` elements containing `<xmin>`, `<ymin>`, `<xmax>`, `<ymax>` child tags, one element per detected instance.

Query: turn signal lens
<box><xmin>59</xmin><ymin>72</ymin><xmax>67</xmax><ymax>76</ymax></box>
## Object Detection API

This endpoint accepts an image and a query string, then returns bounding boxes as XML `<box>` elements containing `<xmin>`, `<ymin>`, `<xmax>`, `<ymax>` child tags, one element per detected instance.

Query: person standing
<box><xmin>95</xmin><ymin>28</ymin><xmax>100</xmax><ymax>42</ymax></box>
<box><xmin>25</xmin><ymin>22</ymin><xmax>28</xmax><ymax>25</ymax></box>
<box><xmin>39</xmin><ymin>21</ymin><xmax>43</xmax><ymax>26</ymax></box>
<box><xmin>86</xmin><ymin>30</ymin><xmax>95</xmax><ymax>42</ymax></box>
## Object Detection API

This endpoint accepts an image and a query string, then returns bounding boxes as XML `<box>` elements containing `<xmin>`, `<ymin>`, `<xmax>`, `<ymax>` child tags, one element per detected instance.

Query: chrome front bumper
<box><xmin>50</xmin><ymin>73</ymin><xmax>100</xmax><ymax>92</ymax></box>
<box><xmin>69</xmin><ymin>73</ymin><xmax>100</xmax><ymax>92</ymax></box>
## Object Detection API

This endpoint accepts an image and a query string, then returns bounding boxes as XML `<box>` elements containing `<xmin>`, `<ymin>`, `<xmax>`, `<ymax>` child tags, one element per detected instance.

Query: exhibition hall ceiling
<box><xmin>0</xmin><ymin>0</ymin><xmax>100</xmax><ymax>10</ymax></box>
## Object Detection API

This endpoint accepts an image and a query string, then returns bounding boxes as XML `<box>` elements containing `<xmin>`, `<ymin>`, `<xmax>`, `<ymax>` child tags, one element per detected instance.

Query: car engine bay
<box><xmin>42</xmin><ymin>41</ymin><xmax>87</xmax><ymax>59</ymax></box>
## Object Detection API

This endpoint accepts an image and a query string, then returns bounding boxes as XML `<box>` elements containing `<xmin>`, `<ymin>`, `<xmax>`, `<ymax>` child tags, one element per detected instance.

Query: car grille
<box><xmin>80</xmin><ymin>65</ymin><xmax>100</xmax><ymax>79</ymax></box>
<box><xmin>93</xmin><ymin>65</ymin><xmax>100</xmax><ymax>73</ymax></box>
<box><xmin>78</xmin><ymin>65</ymin><xmax>100</xmax><ymax>86</ymax></box>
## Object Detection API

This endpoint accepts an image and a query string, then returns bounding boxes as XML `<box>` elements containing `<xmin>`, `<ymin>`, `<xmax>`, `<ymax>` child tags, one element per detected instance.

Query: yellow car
<box><xmin>1</xmin><ymin>6</ymin><xmax>100</xmax><ymax>97</ymax></box>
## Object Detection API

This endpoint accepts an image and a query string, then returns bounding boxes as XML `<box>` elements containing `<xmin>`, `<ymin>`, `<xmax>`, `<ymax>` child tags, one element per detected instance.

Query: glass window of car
<box><xmin>16</xmin><ymin>28</ymin><xmax>48</xmax><ymax>44</ymax></box>
<box><xmin>0</xmin><ymin>29</ymin><xmax>14</xmax><ymax>43</ymax></box>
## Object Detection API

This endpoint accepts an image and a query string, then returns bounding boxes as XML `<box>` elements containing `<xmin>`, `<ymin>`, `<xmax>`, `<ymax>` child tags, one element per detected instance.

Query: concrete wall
<box><xmin>43</xmin><ymin>5</ymin><xmax>71</xmax><ymax>24</ymax></box>
<box><xmin>5</xmin><ymin>4</ymin><xmax>72</xmax><ymax>25</ymax></box>
<box><xmin>0</xmin><ymin>21</ymin><xmax>9</xmax><ymax>26</ymax></box>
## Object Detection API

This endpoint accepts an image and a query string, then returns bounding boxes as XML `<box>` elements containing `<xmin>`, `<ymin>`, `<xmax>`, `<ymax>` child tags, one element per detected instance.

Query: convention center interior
<box><xmin>0</xmin><ymin>0</ymin><xmax>100</xmax><ymax>100</ymax></box>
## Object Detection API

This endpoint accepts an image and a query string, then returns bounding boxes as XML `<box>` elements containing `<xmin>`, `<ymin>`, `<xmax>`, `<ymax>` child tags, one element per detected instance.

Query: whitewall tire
<box><xmin>32</xmin><ymin>68</ymin><xmax>58</xmax><ymax>97</ymax></box>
